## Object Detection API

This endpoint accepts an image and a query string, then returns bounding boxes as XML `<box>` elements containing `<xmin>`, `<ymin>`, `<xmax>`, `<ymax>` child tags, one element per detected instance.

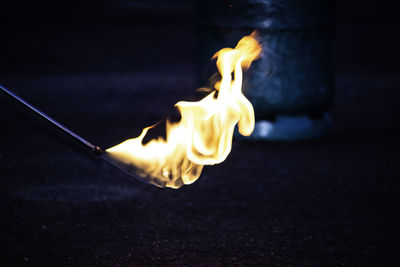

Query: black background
<box><xmin>0</xmin><ymin>1</ymin><xmax>399</xmax><ymax>266</ymax></box>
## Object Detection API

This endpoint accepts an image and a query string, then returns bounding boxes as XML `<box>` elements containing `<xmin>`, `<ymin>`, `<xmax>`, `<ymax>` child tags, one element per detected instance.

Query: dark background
<box><xmin>0</xmin><ymin>1</ymin><xmax>399</xmax><ymax>266</ymax></box>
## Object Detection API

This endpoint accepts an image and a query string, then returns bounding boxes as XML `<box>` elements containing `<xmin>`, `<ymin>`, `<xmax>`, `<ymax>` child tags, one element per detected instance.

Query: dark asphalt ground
<box><xmin>1</xmin><ymin>1</ymin><xmax>399</xmax><ymax>266</ymax></box>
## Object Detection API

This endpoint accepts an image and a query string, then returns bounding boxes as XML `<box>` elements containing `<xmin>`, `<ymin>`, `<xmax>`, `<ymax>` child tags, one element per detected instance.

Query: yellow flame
<box><xmin>105</xmin><ymin>32</ymin><xmax>261</xmax><ymax>188</ymax></box>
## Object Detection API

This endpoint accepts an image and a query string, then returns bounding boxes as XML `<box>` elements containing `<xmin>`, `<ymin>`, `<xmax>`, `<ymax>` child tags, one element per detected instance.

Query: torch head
<box><xmin>100</xmin><ymin>150</ymin><xmax>174</xmax><ymax>188</ymax></box>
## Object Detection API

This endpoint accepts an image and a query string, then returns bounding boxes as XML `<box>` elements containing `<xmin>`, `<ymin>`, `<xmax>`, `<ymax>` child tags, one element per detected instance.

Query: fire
<box><xmin>104</xmin><ymin>32</ymin><xmax>262</xmax><ymax>188</ymax></box>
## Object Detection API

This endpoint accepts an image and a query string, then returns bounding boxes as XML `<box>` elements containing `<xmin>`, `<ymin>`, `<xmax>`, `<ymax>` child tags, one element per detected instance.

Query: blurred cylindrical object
<box><xmin>196</xmin><ymin>0</ymin><xmax>334</xmax><ymax>140</ymax></box>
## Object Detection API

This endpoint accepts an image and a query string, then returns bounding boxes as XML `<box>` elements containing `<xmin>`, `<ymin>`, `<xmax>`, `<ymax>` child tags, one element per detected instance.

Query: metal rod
<box><xmin>0</xmin><ymin>83</ymin><xmax>103</xmax><ymax>155</ymax></box>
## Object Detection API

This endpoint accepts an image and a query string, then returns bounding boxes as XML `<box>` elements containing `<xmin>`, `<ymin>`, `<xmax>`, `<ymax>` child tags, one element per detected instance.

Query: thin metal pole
<box><xmin>0</xmin><ymin>83</ymin><xmax>103</xmax><ymax>155</ymax></box>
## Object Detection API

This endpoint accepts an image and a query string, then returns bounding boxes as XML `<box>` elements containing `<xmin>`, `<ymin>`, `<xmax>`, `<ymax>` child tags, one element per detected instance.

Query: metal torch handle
<box><xmin>0</xmin><ymin>83</ymin><xmax>103</xmax><ymax>155</ymax></box>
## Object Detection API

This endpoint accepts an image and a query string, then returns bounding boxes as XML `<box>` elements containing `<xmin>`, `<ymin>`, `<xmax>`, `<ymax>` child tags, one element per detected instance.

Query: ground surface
<box><xmin>0</xmin><ymin>1</ymin><xmax>399</xmax><ymax>266</ymax></box>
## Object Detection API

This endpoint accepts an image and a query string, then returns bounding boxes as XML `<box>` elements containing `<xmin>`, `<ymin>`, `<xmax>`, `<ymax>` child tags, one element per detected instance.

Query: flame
<box><xmin>105</xmin><ymin>32</ymin><xmax>261</xmax><ymax>188</ymax></box>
